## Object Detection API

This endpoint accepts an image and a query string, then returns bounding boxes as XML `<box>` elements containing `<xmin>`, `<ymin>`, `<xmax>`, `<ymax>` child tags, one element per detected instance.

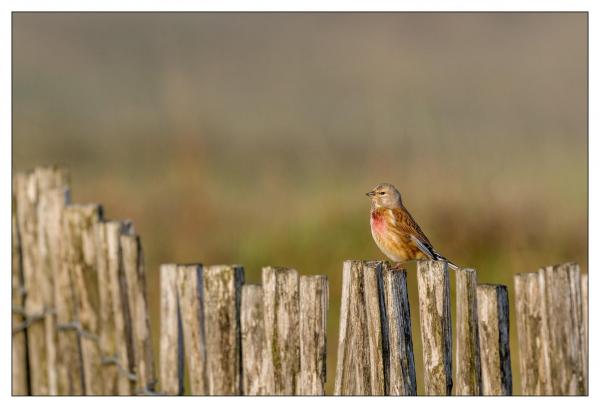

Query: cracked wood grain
<box><xmin>334</xmin><ymin>260</ymin><xmax>373</xmax><ymax>395</ymax></box>
<box><xmin>538</xmin><ymin>263</ymin><xmax>585</xmax><ymax>395</ymax></box>
<box><xmin>159</xmin><ymin>264</ymin><xmax>183</xmax><ymax>395</ymax></box>
<box><xmin>14</xmin><ymin>167</ymin><xmax>69</xmax><ymax>395</ymax></box>
<box><xmin>177</xmin><ymin>264</ymin><xmax>208</xmax><ymax>395</ymax></box>
<box><xmin>298</xmin><ymin>275</ymin><xmax>328</xmax><ymax>395</ymax></box>
<box><xmin>455</xmin><ymin>268</ymin><xmax>481</xmax><ymax>395</ymax></box>
<box><xmin>581</xmin><ymin>274</ymin><xmax>588</xmax><ymax>394</ymax></box>
<box><xmin>335</xmin><ymin>260</ymin><xmax>398</xmax><ymax>395</ymax></box>
<box><xmin>335</xmin><ymin>261</ymin><xmax>416</xmax><ymax>395</ymax></box>
<box><xmin>121</xmin><ymin>234</ymin><xmax>156</xmax><ymax>393</ymax></box>
<box><xmin>62</xmin><ymin>204</ymin><xmax>104</xmax><ymax>395</ymax></box>
<box><xmin>262</xmin><ymin>266</ymin><xmax>300</xmax><ymax>395</ymax></box>
<box><xmin>381</xmin><ymin>262</ymin><xmax>416</xmax><ymax>395</ymax></box>
<box><xmin>514</xmin><ymin>272</ymin><xmax>552</xmax><ymax>395</ymax></box>
<box><xmin>96</xmin><ymin>220</ymin><xmax>135</xmax><ymax>395</ymax></box>
<box><xmin>12</xmin><ymin>193</ymin><xmax>28</xmax><ymax>395</ymax></box>
<box><xmin>417</xmin><ymin>260</ymin><xmax>452</xmax><ymax>395</ymax></box>
<box><xmin>241</xmin><ymin>284</ymin><xmax>269</xmax><ymax>395</ymax></box>
<box><xmin>477</xmin><ymin>284</ymin><xmax>512</xmax><ymax>396</ymax></box>
<box><xmin>203</xmin><ymin>265</ymin><xmax>244</xmax><ymax>395</ymax></box>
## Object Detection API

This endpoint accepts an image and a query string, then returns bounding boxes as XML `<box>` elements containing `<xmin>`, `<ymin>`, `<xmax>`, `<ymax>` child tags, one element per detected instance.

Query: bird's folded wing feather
<box><xmin>388</xmin><ymin>207</ymin><xmax>436</xmax><ymax>258</ymax></box>
<box><xmin>410</xmin><ymin>235</ymin><xmax>435</xmax><ymax>258</ymax></box>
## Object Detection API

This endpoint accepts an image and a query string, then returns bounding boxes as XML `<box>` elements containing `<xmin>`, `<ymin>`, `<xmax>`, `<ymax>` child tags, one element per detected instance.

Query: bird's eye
<box><xmin>379</xmin><ymin>192</ymin><xmax>385</xmax><ymax>195</ymax></box>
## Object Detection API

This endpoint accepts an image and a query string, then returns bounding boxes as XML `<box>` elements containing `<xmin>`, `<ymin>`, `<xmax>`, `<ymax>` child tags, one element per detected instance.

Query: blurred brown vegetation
<box><xmin>13</xmin><ymin>13</ymin><xmax>587</xmax><ymax>395</ymax></box>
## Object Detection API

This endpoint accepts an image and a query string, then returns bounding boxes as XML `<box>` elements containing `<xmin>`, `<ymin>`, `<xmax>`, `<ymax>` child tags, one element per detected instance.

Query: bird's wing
<box><xmin>410</xmin><ymin>235</ymin><xmax>435</xmax><ymax>258</ymax></box>
<box><xmin>388</xmin><ymin>207</ymin><xmax>458</xmax><ymax>269</ymax></box>
<box><xmin>388</xmin><ymin>207</ymin><xmax>436</xmax><ymax>257</ymax></box>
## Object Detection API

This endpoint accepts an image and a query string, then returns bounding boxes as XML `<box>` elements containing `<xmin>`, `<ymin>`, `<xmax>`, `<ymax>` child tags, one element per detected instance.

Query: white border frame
<box><xmin>1</xmin><ymin>2</ymin><xmax>596</xmax><ymax>407</ymax></box>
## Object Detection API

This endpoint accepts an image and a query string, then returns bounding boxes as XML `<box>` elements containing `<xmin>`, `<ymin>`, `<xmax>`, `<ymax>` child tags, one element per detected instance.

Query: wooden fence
<box><xmin>12</xmin><ymin>166</ymin><xmax>588</xmax><ymax>396</ymax></box>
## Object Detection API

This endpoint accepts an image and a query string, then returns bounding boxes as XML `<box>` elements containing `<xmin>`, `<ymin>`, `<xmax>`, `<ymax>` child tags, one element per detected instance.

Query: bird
<box><xmin>367</xmin><ymin>182</ymin><xmax>458</xmax><ymax>270</ymax></box>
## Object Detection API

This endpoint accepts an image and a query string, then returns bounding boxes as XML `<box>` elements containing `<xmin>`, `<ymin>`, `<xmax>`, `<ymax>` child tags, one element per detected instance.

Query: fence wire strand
<box><xmin>11</xmin><ymin>306</ymin><xmax>55</xmax><ymax>334</ymax></box>
<box><xmin>100</xmin><ymin>354</ymin><xmax>138</xmax><ymax>382</ymax></box>
<box><xmin>13</xmin><ymin>304</ymin><xmax>142</xmax><ymax>388</ymax></box>
<box><xmin>56</xmin><ymin>320</ymin><xmax>100</xmax><ymax>342</ymax></box>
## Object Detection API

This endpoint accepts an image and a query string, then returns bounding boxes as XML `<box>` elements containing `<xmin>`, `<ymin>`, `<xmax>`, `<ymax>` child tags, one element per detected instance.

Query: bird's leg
<box><xmin>393</xmin><ymin>261</ymin><xmax>410</xmax><ymax>270</ymax></box>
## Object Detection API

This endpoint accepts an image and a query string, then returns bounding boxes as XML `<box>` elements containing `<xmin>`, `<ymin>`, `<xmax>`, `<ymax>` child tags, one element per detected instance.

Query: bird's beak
<box><xmin>366</xmin><ymin>191</ymin><xmax>375</xmax><ymax>197</ymax></box>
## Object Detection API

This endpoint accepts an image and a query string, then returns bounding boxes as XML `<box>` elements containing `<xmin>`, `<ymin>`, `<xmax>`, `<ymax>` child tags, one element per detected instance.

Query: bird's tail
<box><xmin>431</xmin><ymin>249</ymin><xmax>459</xmax><ymax>271</ymax></box>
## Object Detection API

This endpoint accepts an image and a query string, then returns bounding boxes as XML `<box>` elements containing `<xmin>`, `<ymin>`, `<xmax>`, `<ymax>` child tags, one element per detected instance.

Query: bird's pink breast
<box><xmin>370</xmin><ymin>211</ymin><xmax>386</xmax><ymax>234</ymax></box>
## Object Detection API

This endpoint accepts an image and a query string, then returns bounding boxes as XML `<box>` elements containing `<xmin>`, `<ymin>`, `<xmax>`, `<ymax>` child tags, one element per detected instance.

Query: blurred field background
<box><xmin>13</xmin><ymin>13</ymin><xmax>587</xmax><ymax>395</ymax></box>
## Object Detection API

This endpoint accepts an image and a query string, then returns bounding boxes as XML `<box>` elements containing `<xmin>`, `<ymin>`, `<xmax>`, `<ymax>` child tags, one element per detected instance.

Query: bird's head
<box><xmin>366</xmin><ymin>183</ymin><xmax>402</xmax><ymax>209</ymax></box>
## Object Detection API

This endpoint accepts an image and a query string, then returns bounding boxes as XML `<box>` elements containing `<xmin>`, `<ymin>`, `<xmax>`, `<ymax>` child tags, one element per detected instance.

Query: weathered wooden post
<box><xmin>241</xmin><ymin>284</ymin><xmax>269</xmax><ymax>395</ymax></box>
<box><xmin>538</xmin><ymin>263</ymin><xmax>586</xmax><ymax>395</ymax></box>
<box><xmin>381</xmin><ymin>262</ymin><xmax>417</xmax><ymax>395</ymax></box>
<box><xmin>54</xmin><ymin>209</ymin><xmax>84</xmax><ymax>395</ymax></box>
<box><xmin>335</xmin><ymin>261</ymin><xmax>415</xmax><ymax>395</ymax></box>
<box><xmin>176</xmin><ymin>264</ymin><xmax>208</xmax><ymax>395</ymax></box>
<box><xmin>455</xmin><ymin>268</ymin><xmax>481</xmax><ymax>395</ymax></box>
<box><xmin>96</xmin><ymin>220</ymin><xmax>135</xmax><ymax>395</ymax></box>
<box><xmin>298</xmin><ymin>275</ymin><xmax>328</xmax><ymax>395</ymax></box>
<box><xmin>12</xmin><ymin>196</ymin><xmax>28</xmax><ymax>395</ymax></box>
<box><xmin>37</xmin><ymin>172</ymin><xmax>71</xmax><ymax>396</ymax></box>
<box><xmin>515</xmin><ymin>264</ymin><xmax>586</xmax><ymax>396</ymax></box>
<box><xmin>61</xmin><ymin>204</ymin><xmax>104</xmax><ymax>395</ymax></box>
<box><xmin>514</xmin><ymin>272</ymin><xmax>552</xmax><ymax>395</ymax></box>
<box><xmin>476</xmin><ymin>284</ymin><xmax>512</xmax><ymax>395</ymax></box>
<box><xmin>203</xmin><ymin>265</ymin><xmax>244</xmax><ymax>395</ymax></box>
<box><xmin>416</xmin><ymin>260</ymin><xmax>452</xmax><ymax>395</ymax></box>
<box><xmin>241</xmin><ymin>271</ymin><xmax>328</xmax><ymax>396</ymax></box>
<box><xmin>262</xmin><ymin>266</ymin><xmax>301</xmax><ymax>395</ymax></box>
<box><xmin>121</xmin><ymin>234</ymin><xmax>157</xmax><ymax>394</ymax></box>
<box><xmin>14</xmin><ymin>167</ymin><xmax>69</xmax><ymax>395</ymax></box>
<box><xmin>159</xmin><ymin>264</ymin><xmax>183</xmax><ymax>395</ymax></box>
<box><xmin>363</xmin><ymin>262</ymin><xmax>386</xmax><ymax>395</ymax></box>
<box><xmin>334</xmin><ymin>261</ymin><xmax>379</xmax><ymax>395</ymax></box>
<box><xmin>45</xmin><ymin>185</ymin><xmax>72</xmax><ymax>395</ymax></box>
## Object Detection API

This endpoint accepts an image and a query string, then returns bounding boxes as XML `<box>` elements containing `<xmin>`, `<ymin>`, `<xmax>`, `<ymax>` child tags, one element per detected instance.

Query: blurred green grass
<box><xmin>13</xmin><ymin>13</ymin><xmax>587</xmax><ymax>395</ymax></box>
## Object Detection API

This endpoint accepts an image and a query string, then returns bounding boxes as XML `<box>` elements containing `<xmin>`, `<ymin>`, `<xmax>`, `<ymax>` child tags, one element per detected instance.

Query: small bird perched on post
<box><xmin>367</xmin><ymin>182</ymin><xmax>458</xmax><ymax>270</ymax></box>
